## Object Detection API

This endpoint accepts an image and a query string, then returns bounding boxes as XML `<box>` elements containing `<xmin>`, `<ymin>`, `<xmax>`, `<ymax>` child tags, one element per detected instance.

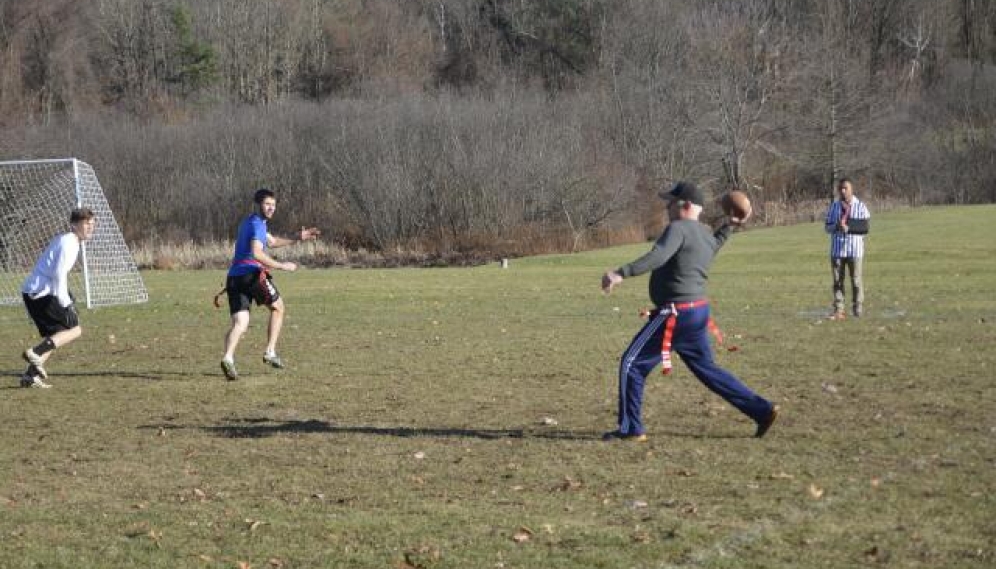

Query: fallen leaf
<box><xmin>512</xmin><ymin>525</ymin><xmax>534</xmax><ymax>543</ymax></box>
<box><xmin>808</xmin><ymin>484</ymin><xmax>825</xmax><ymax>499</ymax></box>
<box><xmin>403</xmin><ymin>544</ymin><xmax>441</xmax><ymax>567</ymax></box>
<box><xmin>413</xmin><ymin>451</ymin><xmax>426</xmax><ymax>460</ymax></box>
<box><xmin>864</xmin><ymin>545</ymin><xmax>890</xmax><ymax>562</ymax></box>
<box><xmin>769</xmin><ymin>472</ymin><xmax>795</xmax><ymax>480</ymax></box>
<box><xmin>554</xmin><ymin>476</ymin><xmax>583</xmax><ymax>491</ymax></box>
<box><xmin>238</xmin><ymin>562</ymin><xmax>252</xmax><ymax>569</ymax></box>
<box><xmin>821</xmin><ymin>382</ymin><xmax>838</xmax><ymax>394</ymax></box>
<box><xmin>268</xmin><ymin>559</ymin><xmax>285</xmax><ymax>568</ymax></box>
<box><xmin>540</xmin><ymin>417</ymin><xmax>559</xmax><ymax>426</ymax></box>
<box><xmin>123</xmin><ymin>523</ymin><xmax>150</xmax><ymax>538</ymax></box>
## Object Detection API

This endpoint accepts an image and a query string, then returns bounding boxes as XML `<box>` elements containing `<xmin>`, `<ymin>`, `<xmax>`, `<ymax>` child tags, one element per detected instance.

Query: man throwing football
<box><xmin>601</xmin><ymin>182</ymin><xmax>778</xmax><ymax>440</ymax></box>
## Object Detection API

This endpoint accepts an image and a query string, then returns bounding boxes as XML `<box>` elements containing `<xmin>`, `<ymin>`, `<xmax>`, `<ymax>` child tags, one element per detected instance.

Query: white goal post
<box><xmin>0</xmin><ymin>158</ymin><xmax>148</xmax><ymax>308</ymax></box>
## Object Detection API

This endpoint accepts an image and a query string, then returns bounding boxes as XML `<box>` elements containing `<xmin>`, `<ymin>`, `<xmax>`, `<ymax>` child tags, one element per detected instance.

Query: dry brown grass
<box><xmin>131</xmin><ymin>197</ymin><xmax>912</xmax><ymax>272</ymax></box>
<box><xmin>131</xmin><ymin>222</ymin><xmax>654</xmax><ymax>271</ymax></box>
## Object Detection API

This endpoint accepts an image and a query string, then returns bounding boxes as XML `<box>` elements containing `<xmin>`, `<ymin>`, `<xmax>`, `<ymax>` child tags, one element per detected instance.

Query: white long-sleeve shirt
<box><xmin>21</xmin><ymin>232</ymin><xmax>81</xmax><ymax>307</ymax></box>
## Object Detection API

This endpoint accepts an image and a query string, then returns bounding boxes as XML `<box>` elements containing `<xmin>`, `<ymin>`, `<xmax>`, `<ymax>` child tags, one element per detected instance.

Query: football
<box><xmin>722</xmin><ymin>190</ymin><xmax>752</xmax><ymax>219</ymax></box>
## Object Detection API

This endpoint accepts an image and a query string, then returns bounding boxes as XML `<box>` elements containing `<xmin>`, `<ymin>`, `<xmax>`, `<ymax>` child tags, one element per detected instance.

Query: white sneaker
<box><xmin>22</xmin><ymin>349</ymin><xmax>48</xmax><ymax>379</ymax></box>
<box><xmin>263</xmin><ymin>353</ymin><xmax>285</xmax><ymax>369</ymax></box>
<box><xmin>220</xmin><ymin>359</ymin><xmax>239</xmax><ymax>381</ymax></box>
<box><xmin>20</xmin><ymin>373</ymin><xmax>51</xmax><ymax>389</ymax></box>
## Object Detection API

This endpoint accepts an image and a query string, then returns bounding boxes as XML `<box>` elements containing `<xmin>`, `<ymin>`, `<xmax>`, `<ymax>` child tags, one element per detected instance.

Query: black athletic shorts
<box><xmin>23</xmin><ymin>293</ymin><xmax>80</xmax><ymax>337</ymax></box>
<box><xmin>226</xmin><ymin>270</ymin><xmax>280</xmax><ymax>314</ymax></box>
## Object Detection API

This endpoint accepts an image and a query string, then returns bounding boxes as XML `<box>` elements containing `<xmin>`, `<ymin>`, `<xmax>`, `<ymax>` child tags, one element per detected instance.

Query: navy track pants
<box><xmin>616</xmin><ymin>303</ymin><xmax>773</xmax><ymax>436</ymax></box>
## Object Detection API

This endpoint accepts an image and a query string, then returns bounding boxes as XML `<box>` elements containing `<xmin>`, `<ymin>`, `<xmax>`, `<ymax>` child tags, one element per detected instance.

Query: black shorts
<box><xmin>23</xmin><ymin>293</ymin><xmax>80</xmax><ymax>337</ymax></box>
<box><xmin>226</xmin><ymin>270</ymin><xmax>280</xmax><ymax>314</ymax></box>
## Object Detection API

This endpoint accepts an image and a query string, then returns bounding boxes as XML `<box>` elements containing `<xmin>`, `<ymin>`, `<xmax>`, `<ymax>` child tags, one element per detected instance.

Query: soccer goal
<box><xmin>0</xmin><ymin>158</ymin><xmax>148</xmax><ymax>308</ymax></box>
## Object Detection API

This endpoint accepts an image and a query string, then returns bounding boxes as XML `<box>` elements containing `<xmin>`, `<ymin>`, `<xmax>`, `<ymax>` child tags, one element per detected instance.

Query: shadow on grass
<box><xmin>139</xmin><ymin>418</ymin><xmax>753</xmax><ymax>440</ymax></box>
<box><xmin>1</xmin><ymin>368</ymin><xmax>207</xmax><ymax>385</ymax></box>
<box><xmin>142</xmin><ymin>418</ymin><xmax>603</xmax><ymax>441</ymax></box>
<box><xmin>653</xmin><ymin>428</ymin><xmax>744</xmax><ymax>440</ymax></box>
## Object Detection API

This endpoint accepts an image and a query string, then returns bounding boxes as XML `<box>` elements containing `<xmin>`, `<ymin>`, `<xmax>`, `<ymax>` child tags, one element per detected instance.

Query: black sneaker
<box><xmin>602</xmin><ymin>430</ymin><xmax>648</xmax><ymax>442</ymax></box>
<box><xmin>755</xmin><ymin>405</ymin><xmax>780</xmax><ymax>438</ymax></box>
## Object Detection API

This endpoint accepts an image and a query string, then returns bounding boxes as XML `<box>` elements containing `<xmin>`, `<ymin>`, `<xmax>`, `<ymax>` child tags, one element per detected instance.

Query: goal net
<box><xmin>0</xmin><ymin>159</ymin><xmax>148</xmax><ymax>308</ymax></box>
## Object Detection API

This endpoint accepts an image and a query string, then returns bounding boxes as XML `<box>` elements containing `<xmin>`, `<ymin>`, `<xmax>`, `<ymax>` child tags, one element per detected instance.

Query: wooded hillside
<box><xmin>2</xmin><ymin>0</ymin><xmax>994</xmax><ymax>254</ymax></box>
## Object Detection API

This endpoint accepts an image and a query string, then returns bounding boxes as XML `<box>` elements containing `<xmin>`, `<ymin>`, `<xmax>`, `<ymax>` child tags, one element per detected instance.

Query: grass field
<box><xmin>2</xmin><ymin>205</ymin><xmax>994</xmax><ymax>569</ymax></box>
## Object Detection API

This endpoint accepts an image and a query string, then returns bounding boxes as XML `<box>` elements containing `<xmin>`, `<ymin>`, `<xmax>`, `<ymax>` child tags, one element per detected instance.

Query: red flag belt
<box><xmin>641</xmin><ymin>300</ymin><xmax>724</xmax><ymax>375</ymax></box>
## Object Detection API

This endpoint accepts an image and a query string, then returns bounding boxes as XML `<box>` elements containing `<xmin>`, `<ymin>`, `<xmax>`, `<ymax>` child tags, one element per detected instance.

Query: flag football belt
<box><xmin>234</xmin><ymin>258</ymin><xmax>264</xmax><ymax>268</ymax></box>
<box><xmin>212</xmin><ymin>260</ymin><xmax>268</xmax><ymax>308</ymax></box>
<box><xmin>233</xmin><ymin>259</ymin><xmax>274</xmax><ymax>302</ymax></box>
<box><xmin>642</xmin><ymin>300</ymin><xmax>724</xmax><ymax>375</ymax></box>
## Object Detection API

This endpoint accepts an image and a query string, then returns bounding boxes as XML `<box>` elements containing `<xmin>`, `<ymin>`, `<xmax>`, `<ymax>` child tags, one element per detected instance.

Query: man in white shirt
<box><xmin>19</xmin><ymin>208</ymin><xmax>96</xmax><ymax>388</ymax></box>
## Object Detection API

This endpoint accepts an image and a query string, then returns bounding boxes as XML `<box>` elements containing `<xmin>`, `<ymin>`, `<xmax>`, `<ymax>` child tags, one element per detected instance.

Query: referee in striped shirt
<box><xmin>824</xmin><ymin>178</ymin><xmax>871</xmax><ymax>319</ymax></box>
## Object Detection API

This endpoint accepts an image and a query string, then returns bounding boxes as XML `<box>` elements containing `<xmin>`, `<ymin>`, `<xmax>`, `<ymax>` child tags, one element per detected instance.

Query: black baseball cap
<box><xmin>659</xmin><ymin>181</ymin><xmax>705</xmax><ymax>206</ymax></box>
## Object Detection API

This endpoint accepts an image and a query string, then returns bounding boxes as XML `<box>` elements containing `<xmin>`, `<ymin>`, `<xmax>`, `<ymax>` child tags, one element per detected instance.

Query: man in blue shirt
<box><xmin>221</xmin><ymin>188</ymin><xmax>320</xmax><ymax>380</ymax></box>
<box><xmin>824</xmin><ymin>178</ymin><xmax>871</xmax><ymax>319</ymax></box>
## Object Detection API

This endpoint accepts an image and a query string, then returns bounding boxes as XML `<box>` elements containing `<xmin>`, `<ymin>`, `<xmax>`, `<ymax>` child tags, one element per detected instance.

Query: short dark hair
<box><xmin>837</xmin><ymin>177</ymin><xmax>853</xmax><ymax>188</ymax></box>
<box><xmin>70</xmin><ymin>208</ymin><xmax>95</xmax><ymax>224</ymax></box>
<box><xmin>254</xmin><ymin>188</ymin><xmax>275</xmax><ymax>204</ymax></box>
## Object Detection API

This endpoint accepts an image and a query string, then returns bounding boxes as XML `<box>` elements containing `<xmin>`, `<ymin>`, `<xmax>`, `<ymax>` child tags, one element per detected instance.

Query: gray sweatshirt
<box><xmin>617</xmin><ymin>220</ymin><xmax>732</xmax><ymax>305</ymax></box>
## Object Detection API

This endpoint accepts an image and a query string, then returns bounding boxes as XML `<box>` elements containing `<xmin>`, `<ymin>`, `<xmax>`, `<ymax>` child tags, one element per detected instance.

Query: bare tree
<box><xmin>688</xmin><ymin>2</ymin><xmax>789</xmax><ymax>190</ymax></box>
<box><xmin>897</xmin><ymin>12</ymin><xmax>932</xmax><ymax>88</ymax></box>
